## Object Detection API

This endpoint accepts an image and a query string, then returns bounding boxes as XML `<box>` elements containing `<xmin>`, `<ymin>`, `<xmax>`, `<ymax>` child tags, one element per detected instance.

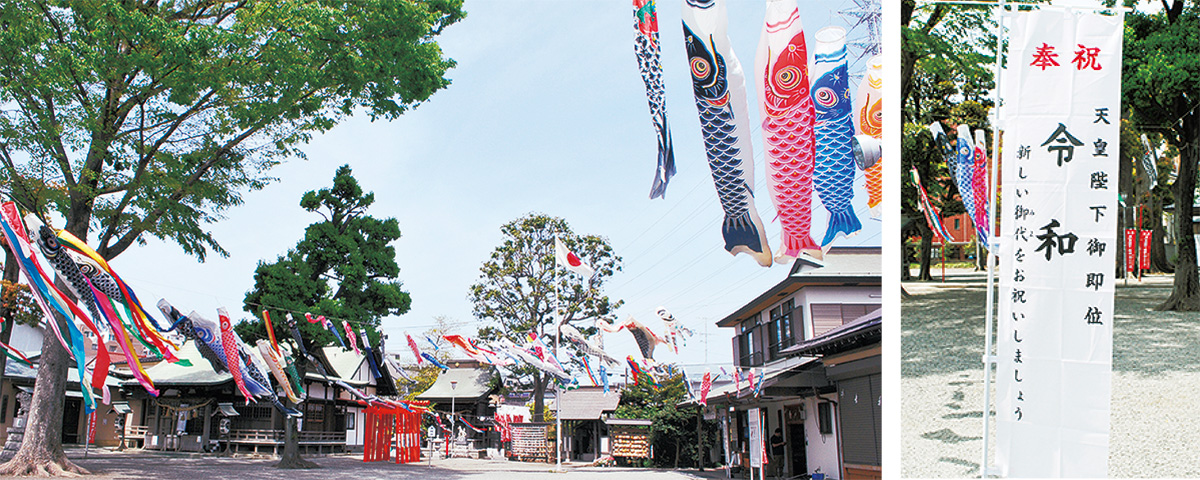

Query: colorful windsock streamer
<box><xmin>560</xmin><ymin>324</ymin><xmax>620</xmax><ymax>366</ymax></box>
<box><xmin>700</xmin><ymin>370</ymin><xmax>713</xmax><ymax>406</ymax></box>
<box><xmin>406</xmin><ymin>332</ymin><xmax>424</xmax><ymax>365</ymax></box>
<box><xmin>262</xmin><ymin>310</ymin><xmax>281</xmax><ymax>356</ymax></box>
<box><xmin>634</xmin><ymin>0</ymin><xmax>677</xmax><ymax>199</ymax></box>
<box><xmin>910</xmin><ymin>167</ymin><xmax>953</xmax><ymax>243</ymax></box>
<box><xmin>656</xmin><ymin>307</ymin><xmax>693</xmax><ymax>354</ymax></box>
<box><xmin>854</xmin><ymin>55</ymin><xmax>883</xmax><ymax>218</ymax></box>
<box><xmin>812</xmin><ymin>26</ymin><xmax>861</xmax><ymax>246</ymax></box>
<box><xmin>755</xmin><ymin>0</ymin><xmax>820</xmax><ymax>263</ymax></box>
<box><xmin>157</xmin><ymin>300</ymin><xmax>227</xmax><ymax>374</ymax></box>
<box><xmin>343</xmin><ymin>320</ymin><xmax>361</xmax><ymax>355</ymax></box>
<box><xmin>597</xmin><ymin>316</ymin><xmax>665</xmax><ymax>364</ymax></box>
<box><xmin>953</xmin><ymin>124</ymin><xmax>977</xmax><ymax>238</ymax></box>
<box><xmin>421</xmin><ymin>352</ymin><xmax>450</xmax><ymax>371</ymax></box>
<box><xmin>971</xmin><ymin>129</ymin><xmax>991</xmax><ymax>247</ymax></box>
<box><xmin>362</xmin><ymin>330</ymin><xmax>382</xmax><ymax>380</ymax></box>
<box><xmin>217</xmin><ymin>309</ymin><xmax>254</xmax><ymax>402</ymax></box>
<box><xmin>683</xmin><ymin>0</ymin><xmax>772</xmax><ymax>267</ymax></box>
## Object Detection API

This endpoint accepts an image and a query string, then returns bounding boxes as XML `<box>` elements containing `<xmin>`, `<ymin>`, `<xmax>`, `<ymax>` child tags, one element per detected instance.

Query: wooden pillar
<box><xmin>201</xmin><ymin>403</ymin><xmax>212</xmax><ymax>449</ymax></box>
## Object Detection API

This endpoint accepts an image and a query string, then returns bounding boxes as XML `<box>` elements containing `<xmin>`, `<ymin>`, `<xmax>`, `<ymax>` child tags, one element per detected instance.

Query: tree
<box><xmin>1123</xmin><ymin>3</ymin><xmax>1200</xmax><ymax>310</ymax></box>
<box><xmin>239</xmin><ymin>164</ymin><xmax>411</xmax><ymax>468</ymax></box>
<box><xmin>469</xmin><ymin>214</ymin><xmax>621</xmax><ymax>422</ymax></box>
<box><xmin>0</xmin><ymin>1</ymin><xmax>462</xmax><ymax>474</ymax></box>
<box><xmin>614</xmin><ymin>373</ymin><xmax>717</xmax><ymax>469</ymax></box>
<box><xmin>901</xmin><ymin>1</ymin><xmax>996</xmax><ymax>280</ymax></box>
<box><xmin>396</xmin><ymin>315</ymin><xmax>461</xmax><ymax>401</ymax></box>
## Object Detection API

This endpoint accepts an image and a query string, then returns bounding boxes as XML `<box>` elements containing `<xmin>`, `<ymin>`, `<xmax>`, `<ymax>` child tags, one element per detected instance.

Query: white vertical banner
<box><xmin>749</xmin><ymin>408</ymin><xmax>763</xmax><ymax>468</ymax></box>
<box><xmin>996</xmin><ymin>6</ymin><xmax>1123</xmax><ymax>478</ymax></box>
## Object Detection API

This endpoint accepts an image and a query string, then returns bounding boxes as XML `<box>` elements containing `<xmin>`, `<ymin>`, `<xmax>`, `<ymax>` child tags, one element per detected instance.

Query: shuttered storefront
<box><xmin>838</xmin><ymin>373</ymin><xmax>881</xmax><ymax>479</ymax></box>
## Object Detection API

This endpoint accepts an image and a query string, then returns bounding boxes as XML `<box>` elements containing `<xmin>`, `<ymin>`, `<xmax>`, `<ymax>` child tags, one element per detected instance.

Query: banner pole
<box><xmin>981</xmin><ymin>0</ymin><xmax>1006</xmax><ymax>476</ymax></box>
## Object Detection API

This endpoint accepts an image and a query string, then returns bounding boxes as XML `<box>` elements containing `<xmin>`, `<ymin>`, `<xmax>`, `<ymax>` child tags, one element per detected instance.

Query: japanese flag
<box><xmin>555</xmin><ymin>237</ymin><xmax>595</xmax><ymax>278</ymax></box>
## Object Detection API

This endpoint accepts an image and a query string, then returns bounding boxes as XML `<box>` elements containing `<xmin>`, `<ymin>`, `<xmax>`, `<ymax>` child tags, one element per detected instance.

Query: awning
<box><xmin>217</xmin><ymin>403</ymin><xmax>239</xmax><ymax>416</ymax></box>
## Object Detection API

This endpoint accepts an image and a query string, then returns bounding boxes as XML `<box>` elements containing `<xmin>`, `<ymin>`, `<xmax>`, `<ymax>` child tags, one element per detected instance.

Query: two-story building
<box><xmin>704</xmin><ymin>246</ymin><xmax>881</xmax><ymax>480</ymax></box>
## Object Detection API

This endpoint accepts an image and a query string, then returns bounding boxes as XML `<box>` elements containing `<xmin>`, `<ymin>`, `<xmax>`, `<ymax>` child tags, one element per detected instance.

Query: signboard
<box><xmin>87</xmin><ymin>411</ymin><xmax>96</xmax><ymax>445</ymax></box>
<box><xmin>1125</xmin><ymin>228</ymin><xmax>1136</xmax><ymax>273</ymax></box>
<box><xmin>1139</xmin><ymin>229</ymin><xmax>1152</xmax><ymax>270</ymax></box>
<box><xmin>996</xmin><ymin>7</ymin><xmax>1122</xmax><ymax>478</ymax></box>
<box><xmin>748</xmin><ymin>408</ymin><xmax>763</xmax><ymax>468</ymax></box>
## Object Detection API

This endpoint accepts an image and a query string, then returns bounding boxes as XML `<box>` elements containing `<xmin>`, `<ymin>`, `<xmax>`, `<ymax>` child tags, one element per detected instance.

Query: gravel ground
<box><xmin>902</xmin><ymin>269</ymin><xmax>1200</xmax><ymax>478</ymax></box>
<box><xmin>25</xmin><ymin>448</ymin><xmax>716</xmax><ymax>480</ymax></box>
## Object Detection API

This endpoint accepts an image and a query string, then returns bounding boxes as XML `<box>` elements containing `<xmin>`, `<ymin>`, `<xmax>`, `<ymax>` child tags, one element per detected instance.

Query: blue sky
<box><xmin>112</xmin><ymin>0</ymin><xmax>881</xmax><ymax>377</ymax></box>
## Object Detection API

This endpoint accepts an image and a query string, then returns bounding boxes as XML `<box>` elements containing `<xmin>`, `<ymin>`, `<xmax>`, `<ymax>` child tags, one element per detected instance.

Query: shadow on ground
<box><xmin>901</xmin><ymin>280</ymin><xmax>1199</xmax><ymax>378</ymax></box>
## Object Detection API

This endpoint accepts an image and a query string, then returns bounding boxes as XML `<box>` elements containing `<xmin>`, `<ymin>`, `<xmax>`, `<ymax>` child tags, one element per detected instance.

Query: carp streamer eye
<box><xmin>871</xmin><ymin>104</ymin><xmax>883</xmax><ymax>127</ymax></box>
<box><xmin>691</xmin><ymin>58</ymin><xmax>709</xmax><ymax>79</ymax></box>
<box><xmin>775</xmin><ymin>66</ymin><xmax>802</xmax><ymax>91</ymax></box>
<box><xmin>814</xmin><ymin>87</ymin><xmax>838</xmax><ymax>108</ymax></box>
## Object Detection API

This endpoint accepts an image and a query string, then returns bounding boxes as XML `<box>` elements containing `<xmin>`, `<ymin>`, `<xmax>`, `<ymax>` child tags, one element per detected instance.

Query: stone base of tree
<box><xmin>274</xmin><ymin>456</ymin><xmax>321</xmax><ymax>469</ymax></box>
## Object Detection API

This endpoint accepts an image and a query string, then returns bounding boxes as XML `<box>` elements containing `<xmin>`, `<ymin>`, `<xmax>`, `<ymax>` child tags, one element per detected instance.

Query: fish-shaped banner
<box><xmin>405</xmin><ymin>332</ymin><xmax>424</xmax><ymax>365</ymax></box>
<box><xmin>910</xmin><ymin>167</ymin><xmax>954</xmax><ymax>243</ymax></box>
<box><xmin>634</xmin><ymin>0</ymin><xmax>677</xmax><ymax>199</ymax></box>
<box><xmin>655</xmin><ymin>307</ymin><xmax>693</xmax><ymax>354</ymax></box>
<box><xmin>344</xmin><ymin>321</ymin><xmax>361</xmax><ymax>356</ymax></box>
<box><xmin>216</xmin><ymin>309</ymin><xmax>254</xmax><ymax>402</ymax></box>
<box><xmin>559</xmin><ymin>324</ymin><xmax>619</xmax><ymax>366</ymax></box>
<box><xmin>954</xmin><ymin>124</ymin><xmax>977</xmax><ymax>238</ymax></box>
<box><xmin>597</xmin><ymin>316</ymin><xmax>665</xmax><ymax>364</ymax></box>
<box><xmin>972</xmin><ymin>128</ymin><xmax>991</xmax><ymax>247</ymax></box>
<box><xmin>812</xmin><ymin>26</ymin><xmax>862</xmax><ymax>246</ymax></box>
<box><xmin>854</xmin><ymin>55</ymin><xmax>883</xmax><ymax>218</ymax></box>
<box><xmin>755</xmin><ymin>0</ymin><xmax>820</xmax><ymax>263</ymax></box>
<box><xmin>683</xmin><ymin>0</ymin><xmax>772</xmax><ymax>267</ymax></box>
<box><xmin>700</xmin><ymin>370</ymin><xmax>713</xmax><ymax>405</ymax></box>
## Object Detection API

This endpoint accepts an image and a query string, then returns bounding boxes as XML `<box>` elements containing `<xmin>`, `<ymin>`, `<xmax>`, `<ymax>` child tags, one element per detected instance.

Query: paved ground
<box><xmin>902</xmin><ymin>268</ymin><xmax>1200</xmax><ymax>478</ymax></box>
<box><xmin>28</xmin><ymin>447</ymin><xmax>728</xmax><ymax>480</ymax></box>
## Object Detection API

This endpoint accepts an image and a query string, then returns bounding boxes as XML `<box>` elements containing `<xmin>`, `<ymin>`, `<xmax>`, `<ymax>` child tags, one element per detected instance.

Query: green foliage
<box><xmin>469</xmin><ymin>214</ymin><xmax>622</xmax><ymax>391</ymax></box>
<box><xmin>615</xmin><ymin>373</ymin><xmax>718</xmax><ymax>468</ymax></box>
<box><xmin>239</xmin><ymin>165</ymin><xmax>411</xmax><ymax>352</ymax></box>
<box><xmin>1123</xmin><ymin>5</ymin><xmax>1200</xmax><ymax>147</ymax></box>
<box><xmin>901</xmin><ymin>0</ymin><xmax>997</xmax><ymax>123</ymax></box>
<box><xmin>1123</xmin><ymin>4</ymin><xmax>1200</xmax><ymax>310</ymax></box>
<box><xmin>0</xmin><ymin>0</ymin><xmax>464</xmax><ymax>259</ymax></box>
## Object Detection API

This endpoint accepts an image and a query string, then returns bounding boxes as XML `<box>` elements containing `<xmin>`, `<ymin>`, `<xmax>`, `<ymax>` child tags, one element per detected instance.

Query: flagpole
<box><xmin>553</xmin><ymin>236</ymin><xmax>562</xmax><ymax>473</ymax></box>
<box><xmin>981</xmin><ymin>0</ymin><xmax>1005</xmax><ymax>476</ymax></box>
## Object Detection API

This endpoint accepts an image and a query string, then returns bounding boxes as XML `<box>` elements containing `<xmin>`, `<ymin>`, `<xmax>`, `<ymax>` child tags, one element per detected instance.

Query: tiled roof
<box><xmin>557</xmin><ymin>387</ymin><xmax>621</xmax><ymax>420</ymax></box>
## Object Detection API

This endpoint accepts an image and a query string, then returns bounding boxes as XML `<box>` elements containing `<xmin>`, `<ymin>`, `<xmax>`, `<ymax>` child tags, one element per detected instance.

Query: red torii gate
<box><xmin>363</xmin><ymin>401</ymin><xmax>424</xmax><ymax>464</ymax></box>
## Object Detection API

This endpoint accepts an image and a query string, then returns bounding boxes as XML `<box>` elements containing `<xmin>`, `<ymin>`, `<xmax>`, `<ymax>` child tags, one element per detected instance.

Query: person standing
<box><xmin>769</xmin><ymin>428</ymin><xmax>786</xmax><ymax>479</ymax></box>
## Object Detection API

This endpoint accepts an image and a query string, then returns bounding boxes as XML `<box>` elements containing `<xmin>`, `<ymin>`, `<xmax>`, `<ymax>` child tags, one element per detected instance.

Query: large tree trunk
<box><xmin>0</xmin><ymin>280</ymin><xmax>86</xmax><ymax>476</ymax></box>
<box><xmin>918</xmin><ymin>223</ymin><xmax>934</xmax><ymax>281</ymax></box>
<box><xmin>276</xmin><ymin>345</ymin><xmax>319</xmax><ymax>468</ymax></box>
<box><xmin>532</xmin><ymin>371</ymin><xmax>545</xmax><ymax>422</ymax></box>
<box><xmin>0</xmin><ymin>246</ymin><xmax>20</xmax><ymax>389</ymax></box>
<box><xmin>1158</xmin><ymin>115</ymin><xmax>1200</xmax><ymax>311</ymax></box>
<box><xmin>275</xmin><ymin>416</ymin><xmax>318</xmax><ymax>469</ymax></box>
<box><xmin>0</xmin><ymin>207</ymin><xmax>93</xmax><ymax>475</ymax></box>
<box><xmin>1150</xmin><ymin>194</ymin><xmax>1174</xmax><ymax>273</ymax></box>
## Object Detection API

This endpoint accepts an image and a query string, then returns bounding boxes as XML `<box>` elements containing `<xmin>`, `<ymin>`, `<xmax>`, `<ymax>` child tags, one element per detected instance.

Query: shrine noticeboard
<box><xmin>996</xmin><ymin>7</ymin><xmax>1123</xmax><ymax>478</ymax></box>
<box><xmin>748</xmin><ymin>408</ymin><xmax>762</xmax><ymax>468</ymax></box>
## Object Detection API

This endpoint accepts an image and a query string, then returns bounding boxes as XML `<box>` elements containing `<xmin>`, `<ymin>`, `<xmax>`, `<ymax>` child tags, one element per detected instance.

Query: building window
<box><xmin>739</xmin><ymin>314</ymin><xmax>763</xmax><ymax>367</ymax></box>
<box><xmin>768</xmin><ymin>300</ymin><xmax>796</xmax><ymax>360</ymax></box>
<box><xmin>954</xmin><ymin>218</ymin><xmax>960</xmax><ymax>230</ymax></box>
<box><xmin>810</xmin><ymin>303</ymin><xmax>882</xmax><ymax>337</ymax></box>
<box><xmin>818</xmin><ymin>402</ymin><xmax>834</xmax><ymax>434</ymax></box>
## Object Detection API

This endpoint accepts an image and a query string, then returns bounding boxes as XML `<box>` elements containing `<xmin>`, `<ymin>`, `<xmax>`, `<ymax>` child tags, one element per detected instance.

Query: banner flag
<box><xmin>1125</xmin><ymin>228</ymin><xmax>1136</xmax><ymax>273</ymax></box>
<box><xmin>996</xmin><ymin>7</ymin><xmax>1122</xmax><ymax>478</ymax></box>
<box><xmin>1139</xmin><ymin>229</ymin><xmax>1152</xmax><ymax>271</ymax></box>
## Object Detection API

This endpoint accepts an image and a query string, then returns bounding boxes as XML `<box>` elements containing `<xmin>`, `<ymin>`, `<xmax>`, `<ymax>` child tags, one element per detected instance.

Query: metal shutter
<box><xmin>838</xmin><ymin>374</ymin><xmax>881</xmax><ymax>466</ymax></box>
